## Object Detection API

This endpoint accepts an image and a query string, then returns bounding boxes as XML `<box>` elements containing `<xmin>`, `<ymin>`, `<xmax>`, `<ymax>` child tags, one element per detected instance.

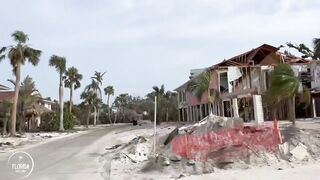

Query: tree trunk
<box><xmin>114</xmin><ymin>112</ymin><xmax>117</xmax><ymax>124</ymax></box>
<box><xmin>288</xmin><ymin>96</ymin><xmax>296</xmax><ymax>125</ymax></box>
<box><xmin>19</xmin><ymin>101</ymin><xmax>24</xmax><ymax>133</ymax></box>
<box><xmin>166</xmin><ymin>108</ymin><xmax>169</xmax><ymax>122</ymax></box>
<box><xmin>292</xmin><ymin>96</ymin><xmax>296</xmax><ymax>125</ymax></box>
<box><xmin>107</xmin><ymin>95</ymin><xmax>112</xmax><ymax>124</ymax></box>
<box><xmin>97</xmin><ymin>109</ymin><xmax>100</xmax><ymax>125</ymax></box>
<box><xmin>59</xmin><ymin>74</ymin><xmax>64</xmax><ymax>131</ymax></box>
<box><xmin>10</xmin><ymin>64</ymin><xmax>21</xmax><ymax>136</ymax></box>
<box><xmin>3</xmin><ymin>115</ymin><xmax>8</xmax><ymax>135</ymax></box>
<box><xmin>93</xmin><ymin>106</ymin><xmax>97</xmax><ymax>126</ymax></box>
<box><xmin>86</xmin><ymin>105</ymin><xmax>91</xmax><ymax>128</ymax></box>
<box><xmin>69</xmin><ymin>85</ymin><xmax>73</xmax><ymax>113</ymax></box>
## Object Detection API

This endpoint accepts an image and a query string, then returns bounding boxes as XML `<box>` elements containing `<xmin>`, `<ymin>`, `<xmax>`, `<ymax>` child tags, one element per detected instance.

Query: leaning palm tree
<box><xmin>81</xmin><ymin>90</ymin><xmax>99</xmax><ymax>128</ymax></box>
<box><xmin>0</xmin><ymin>31</ymin><xmax>41</xmax><ymax>136</ymax></box>
<box><xmin>104</xmin><ymin>86</ymin><xmax>114</xmax><ymax>124</ymax></box>
<box><xmin>266</xmin><ymin>64</ymin><xmax>308</xmax><ymax>125</ymax></box>
<box><xmin>286</xmin><ymin>35</ymin><xmax>320</xmax><ymax>60</ymax></box>
<box><xmin>187</xmin><ymin>69</ymin><xmax>217</xmax><ymax>116</ymax></box>
<box><xmin>49</xmin><ymin>55</ymin><xmax>66</xmax><ymax>131</ymax></box>
<box><xmin>64</xmin><ymin>67</ymin><xmax>83</xmax><ymax>113</ymax></box>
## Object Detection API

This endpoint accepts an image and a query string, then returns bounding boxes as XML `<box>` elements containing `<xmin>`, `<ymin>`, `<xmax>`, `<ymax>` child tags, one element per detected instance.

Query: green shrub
<box><xmin>40</xmin><ymin>112</ymin><xmax>59</xmax><ymax>131</ymax></box>
<box><xmin>40</xmin><ymin>111</ymin><xmax>75</xmax><ymax>131</ymax></box>
<box><xmin>63</xmin><ymin>112</ymin><xmax>74</xmax><ymax>130</ymax></box>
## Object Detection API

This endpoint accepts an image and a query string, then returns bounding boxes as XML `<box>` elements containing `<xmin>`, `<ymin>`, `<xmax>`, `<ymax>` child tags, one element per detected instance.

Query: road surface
<box><xmin>0</xmin><ymin>125</ymin><xmax>129</xmax><ymax>180</ymax></box>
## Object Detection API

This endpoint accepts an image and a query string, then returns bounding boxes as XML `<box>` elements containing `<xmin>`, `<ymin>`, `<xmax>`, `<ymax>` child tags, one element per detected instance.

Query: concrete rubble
<box><xmin>103</xmin><ymin>117</ymin><xmax>320</xmax><ymax>179</ymax></box>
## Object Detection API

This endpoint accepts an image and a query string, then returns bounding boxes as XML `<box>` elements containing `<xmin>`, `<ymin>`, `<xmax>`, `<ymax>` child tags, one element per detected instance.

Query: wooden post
<box><xmin>154</xmin><ymin>96</ymin><xmax>157</xmax><ymax>156</ymax></box>
<box><xmin>312</xmin><ymin>98</ymin><xmax>317</xmax><ymax>118</ymax></box>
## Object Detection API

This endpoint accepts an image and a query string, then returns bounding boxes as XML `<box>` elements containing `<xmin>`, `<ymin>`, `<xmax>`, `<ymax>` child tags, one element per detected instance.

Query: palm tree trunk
<box><xmin>59</xmin><ymin>74</ymin><xmax>64</xmax><ymax>131</ymax></box>
<box><xmin>86</xmin><ymin>105</ymin><xmax>91</xmax><ymax>128</ymax></box>
<box><xmin>19</xmin><ymin>102</ymin><xmax>25</xmax><ymax>133</ymax></box>
<box><xmin>10</xmin><ymin>63</ymin><xmax>21</xmax><ymax>136</ymax></box>
<box><xmin>292</xmin><ymin>95</ymin><xmax>296</xmax><ymax>125</ymax></box>
<box><xmin>107</xmin><ymin>94</ymin><xmax>112</xmax><ymax>124</ymax></box>
<box><xmin>3</xmin><ymin>116</ymin><xmax>8</xmax><ymax>135</ymax></box>
<box><xmin>114</xmin><ymin>112</ymin><xmax>117</xmax><ymax>124</ymax></box>
<box><xmin>288</xmin><ymin>96</ymin><xmax>296</xmax><ymax>125</ymax></box>
<box><xmin>93</xmin><ymin>106</ymin><xmax>97</xmax><ymax>126</ymax></box>
<box><xmin>166</xmin><ymin>108</ymin><xmax>169</xmax><ymax>122</ymax></box>
<box><xmin>69</xmin><ymin>86</ymin><xmax>73</xmax><ymax>113</ymax></box>
<box><xmin>97</xmin><ymin>109</ymin><xmax>100</xmax><ymax>125</ymax></box>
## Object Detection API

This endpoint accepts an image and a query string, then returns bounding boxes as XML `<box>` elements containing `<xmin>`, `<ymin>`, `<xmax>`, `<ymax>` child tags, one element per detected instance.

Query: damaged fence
<box><xmin>171</xmin><ymin>120</ymin><xmax>282</xmax><ymax>162</ymax></box>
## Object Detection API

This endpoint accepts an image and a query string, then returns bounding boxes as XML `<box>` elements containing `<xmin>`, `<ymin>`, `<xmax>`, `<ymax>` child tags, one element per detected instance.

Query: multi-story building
<box><xmin>175</xmin><ymin>44</ymin><xmax>320</xmax><ymax>122</ymax></box>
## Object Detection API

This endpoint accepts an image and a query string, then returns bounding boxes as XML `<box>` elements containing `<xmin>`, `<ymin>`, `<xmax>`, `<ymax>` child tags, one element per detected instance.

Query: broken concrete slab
<box><xmin>290</xmin><ymin>143</ymin><xmax>308</xmax><ymax>161</ymax></box>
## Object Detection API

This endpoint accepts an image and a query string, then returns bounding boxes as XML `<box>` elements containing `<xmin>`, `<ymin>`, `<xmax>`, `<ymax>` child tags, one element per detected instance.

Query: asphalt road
<box><xmin>0</xmin><ymin>125</ymin><xmax>129</xmax><ymax>180</ymax></box>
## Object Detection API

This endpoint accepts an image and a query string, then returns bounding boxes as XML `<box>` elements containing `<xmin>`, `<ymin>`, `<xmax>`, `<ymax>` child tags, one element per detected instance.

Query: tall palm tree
<box><xmin>187</xmin><ymin>69</ymin><xmax>217</xmax><ymax>116</ymax></box>
<box><xmin>81</xmin><ymin>90</ymin><xmax>99</xmax><ymax>128</ymax></box>
<box><xmin>104</xmin><ymin>86</ymin><xmax>114</xmax><ymax>124</ymax></box>
<box><xmin>49</xmin><ymin>55</ymin><xmax>66</xmax><ymax>131</ymax></box>
<box><xmin>266</xmin><ymin>64</ymin><xmax>310</xmax><ymax>125</ymax></box>
<box><xmin>0</xmin><ymin>31</ymin><xmax>41</xmax><ymax>136</ymax></box>
<box><xmin>88</xmin><ymin>71</ymin><xmax>105</xmax><ymax>125</ymax></box>
<box><xmin>85</xmin><ymin>79</ymin><xmax>102</xmax><ymax>125</ymax></box>
<box><xmin>64</xmin><ymin>67</ymin><xmax>83</xmax><ymax>113</ymax></box>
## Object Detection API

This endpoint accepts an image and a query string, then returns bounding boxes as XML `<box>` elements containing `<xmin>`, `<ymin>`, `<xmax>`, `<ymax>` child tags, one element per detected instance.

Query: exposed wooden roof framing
<box><xmin>211</xmin><ymin>44</ymin><xmax>279</xmax><ymax>69</ymax></box>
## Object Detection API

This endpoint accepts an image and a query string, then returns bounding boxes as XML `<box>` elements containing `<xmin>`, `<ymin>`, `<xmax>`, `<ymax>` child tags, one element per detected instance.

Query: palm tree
<box><xmin>64</xmin><ymin>67</ymin><xmax>83</xmax><ymax>113</ymax></box>
<box><xmin>187</xmin><ymin>69</ymin><xmax>217</xmax><ymax>116</ymax></box>
<box><xmin>0</xmin><ymin>101</ymin><xmax>12</xmax><ymax>135</ymax></box>
<box><xmin>0</xmin><ymin>31</ymin><xmax>41</xmax><ymax>136</ymax></box>
<box><xmin>91</xmin><ymin>71</ymin><xmax>106</xmax><ymax>85</ymax></box>
<box><xmin>266</xmin><ymin>64</ymin><xmax>310</xmax><ymax>125</ymax></box>
<box><xmin>88</xmin><ymin>71</ymin><xmax>105</xmax><ymax>125</ymax></box>
<box><xmin>286</xmin><ymin>35</ymin><xmax>320</xmax><ymax>60</ymax></box>
<box><xmin>81</xmin><ymin>90</ymin><xmax>99</xmax><ymax>128</ymax></box>
<box><xmin>9</xmin><ymin>76</ymin><xmax>41</xmax><ymax>133</ymax></box>
<box><xmin>147</xmin><ymin>85</ymin><xmax>173</xmax><ymax>122</ymax></box>
<box><xmin>104</xmin><ymin>86</ymin><xmax>114</xmax><ymax>124</ymax></box>
<box><xmin>49</xmin><ymin>55</ymin><xmax>66</xmax><ymax>131</ymax></box>
<box><xmin>85</xmin><ymin>79</ymin><xmax>102</xmax><ymax>125</ymax></box>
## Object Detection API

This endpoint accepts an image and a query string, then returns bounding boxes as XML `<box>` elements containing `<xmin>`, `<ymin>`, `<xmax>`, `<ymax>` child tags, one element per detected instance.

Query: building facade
<box><xmin>175</xmin><ymin>44</ymin><xmax>320</xmax><ymax>122</ymax></box>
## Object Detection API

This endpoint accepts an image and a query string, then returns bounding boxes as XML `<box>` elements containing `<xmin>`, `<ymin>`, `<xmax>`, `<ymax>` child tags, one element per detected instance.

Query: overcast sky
<box><xmin>0</xmin><ymin>0</ymin><xmax>320</xmax><ymax>103</ymax></box>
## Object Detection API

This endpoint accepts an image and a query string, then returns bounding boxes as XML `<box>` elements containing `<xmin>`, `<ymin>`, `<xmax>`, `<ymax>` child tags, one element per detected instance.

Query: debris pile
<box><xmin>171</xmin><ymin>116</ymin><xmax>281</xmax><ymax>163</ymax></box>
<box><xmin>103</xmin><ymin>117</ymin><xmax>320</xmax><ymax>178</ymax></box>
<box><xmin>106</xmin><ymin>136</ymin><xmax>151</xmax><ymax>164</ymax></box>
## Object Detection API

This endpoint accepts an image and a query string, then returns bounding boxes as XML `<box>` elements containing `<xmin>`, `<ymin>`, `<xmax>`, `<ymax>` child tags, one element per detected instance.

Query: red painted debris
<box><xmin>171</xmin><ymin>121</ymin><xmax>282</xmax><ymax>161</ymax></box>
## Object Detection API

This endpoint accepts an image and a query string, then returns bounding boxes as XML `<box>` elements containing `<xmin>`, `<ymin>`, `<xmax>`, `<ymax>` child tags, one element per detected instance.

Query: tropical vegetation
<box><xmin>0</xmin><ymin>31</ymin><xmax>41</xmax><ymax>136</ymax></box>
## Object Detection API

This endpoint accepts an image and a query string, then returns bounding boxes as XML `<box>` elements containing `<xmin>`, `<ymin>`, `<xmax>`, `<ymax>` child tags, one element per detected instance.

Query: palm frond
<box><xmin>313</xmin><ymin>37</ymin><xmax>320</xmax><ymax>59</ymax></box>
<box><xmin>49</xmin><ymin>55</ymin><xmax>66</xmax><ymax>73</ymax></box>
<box><xmin>266</xmin><ymin>64</ymin><xmax>300</xmax><ymax>106</ymax></box>
<box><xmin>24</xmin><ymin>47</ymin><xmax>41</xmax><ymax>65</ymax></box>
<box><xmin>11</xmin><ymin>31</ymin><xmax>29</xmax><ymax>44</ymax></box>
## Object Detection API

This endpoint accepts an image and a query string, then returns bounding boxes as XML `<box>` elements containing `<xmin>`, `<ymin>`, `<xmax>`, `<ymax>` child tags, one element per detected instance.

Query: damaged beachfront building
<box><xmin>175</xmin><ymin>44</ymin><xmax>320</xmax><ymax>122</ymax></box>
